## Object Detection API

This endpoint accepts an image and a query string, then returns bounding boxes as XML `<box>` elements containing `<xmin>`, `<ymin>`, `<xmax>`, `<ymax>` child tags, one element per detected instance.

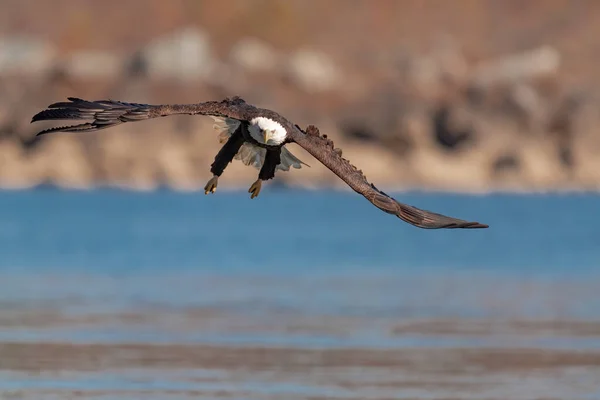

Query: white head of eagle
<box><xmin>249</xmin><ymin>117</ymin><xmax>287</xmax><ymax>146</ymax></box>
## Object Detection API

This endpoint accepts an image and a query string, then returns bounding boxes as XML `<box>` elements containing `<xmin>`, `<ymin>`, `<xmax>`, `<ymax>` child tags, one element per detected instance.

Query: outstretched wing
<box><xmin>288</xmin><ymin>126</ymin><xmax>488</xmax><ymax>229</ymax></box>
<box><xmin>31</xmin><ymin>96</ymin><xmax>254</xmax><ymax>136</ymax></box>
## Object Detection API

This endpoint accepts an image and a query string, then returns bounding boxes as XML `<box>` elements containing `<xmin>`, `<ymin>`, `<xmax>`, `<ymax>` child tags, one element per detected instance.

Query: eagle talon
<box><xmin>204</xmin><ymin>175</ymin><xmax>218</xmax><ymax>195</ymax></box>
<box><xmin>248</xmin><ymin>179</ymin><xmax>262</xmax><ymax>199</ymax></box>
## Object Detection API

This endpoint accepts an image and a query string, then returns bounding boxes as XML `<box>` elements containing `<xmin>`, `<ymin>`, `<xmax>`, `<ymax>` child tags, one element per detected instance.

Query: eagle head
<box><xmin>249</xmin><ymin>117</ymin><xmax>287</xmax><ymax>146</ymax></box>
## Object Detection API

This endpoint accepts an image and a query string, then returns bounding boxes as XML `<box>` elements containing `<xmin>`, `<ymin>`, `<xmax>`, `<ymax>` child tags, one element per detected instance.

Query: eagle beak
<box><xmin>263</xmin><ymin>130</ymin><xmax>268</xmax><ymax>144</ymax></box>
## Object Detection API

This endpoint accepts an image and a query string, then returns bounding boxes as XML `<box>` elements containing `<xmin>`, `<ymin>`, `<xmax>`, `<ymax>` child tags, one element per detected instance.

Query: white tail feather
<box><xmin>278</xmin><ymin>146</ymin><xmax>309</xmax><ymax>171</ymax></box>
<box><xmin>236</xmin><ymin>142</ymin><xmax>265</xmax><ymax>169</ymax></box>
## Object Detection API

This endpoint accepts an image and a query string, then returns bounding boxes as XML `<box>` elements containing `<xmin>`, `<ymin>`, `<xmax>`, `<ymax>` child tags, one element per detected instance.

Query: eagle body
<box><xmin>31</xmin><ymin>96</ymin><xmax>488</xmax><ymax>229</ymax></box>
<box><xmin>211</xmin><ymin>116</ymin><xmax>306</xmax><ymax>172</ymax></box>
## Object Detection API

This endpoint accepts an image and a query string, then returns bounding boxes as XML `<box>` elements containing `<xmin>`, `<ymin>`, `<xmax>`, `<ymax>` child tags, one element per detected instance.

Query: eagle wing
<box><xmin>31</xmin><ymin>96</ymin><xmax>254</xmax><ymax>136</ymax></box>
<box><xmin>288</xmin><ymin>125</ymin><xmax>488</xmax><ymax>229</ymax></box>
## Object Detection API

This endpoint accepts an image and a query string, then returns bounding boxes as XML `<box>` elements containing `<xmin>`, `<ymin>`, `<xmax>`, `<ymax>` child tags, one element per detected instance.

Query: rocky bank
<box><xmin>1</xmin><ymin>23</ymin><xmax>599</xmax><ymax>193</ymax></box>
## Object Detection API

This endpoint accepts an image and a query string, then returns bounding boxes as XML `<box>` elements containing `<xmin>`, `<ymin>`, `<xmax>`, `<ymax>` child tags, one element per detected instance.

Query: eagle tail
<box><xmin>277</xmin><ymin>146</ymin><xmax>310</xmax><ymax>171</ymax></box>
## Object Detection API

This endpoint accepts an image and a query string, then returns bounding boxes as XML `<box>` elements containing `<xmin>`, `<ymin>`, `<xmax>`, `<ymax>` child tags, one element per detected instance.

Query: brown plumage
<box><xmin>31</xmin><ymin>96</ymin><xmax>488</xmax><ymax>229</ymax></box>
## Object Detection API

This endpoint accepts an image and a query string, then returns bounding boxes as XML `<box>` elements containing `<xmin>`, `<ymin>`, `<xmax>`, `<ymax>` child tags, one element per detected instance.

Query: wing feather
<box><xmin>288</xmin><ymin>125</ymin><xmax>488</xmax><ymax>229</ymax></box>
<box><xmin>31</xmin><ymin>96</ymin><xmax>254</xmax><ymax>136</ymax></box>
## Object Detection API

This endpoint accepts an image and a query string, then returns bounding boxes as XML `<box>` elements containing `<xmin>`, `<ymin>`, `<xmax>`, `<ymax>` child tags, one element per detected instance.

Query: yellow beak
<box><xmin>263</xmin><ymin>130</ymin><xmax>268</xmax><ymax>144</ymax></box>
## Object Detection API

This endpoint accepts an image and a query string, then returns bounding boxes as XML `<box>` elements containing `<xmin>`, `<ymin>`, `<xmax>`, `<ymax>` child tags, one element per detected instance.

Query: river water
<box><xmin>0</xmin><ymin>189</ymin><xmax>598</xmax><ymax>399</ymax></box>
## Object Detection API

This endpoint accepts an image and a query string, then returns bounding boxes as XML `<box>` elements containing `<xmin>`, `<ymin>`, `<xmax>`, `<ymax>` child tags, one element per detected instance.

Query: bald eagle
<box><xmin>31</xmin><ymin>96</ymin><xmax>488</xmax><ymax>229</ymax></box>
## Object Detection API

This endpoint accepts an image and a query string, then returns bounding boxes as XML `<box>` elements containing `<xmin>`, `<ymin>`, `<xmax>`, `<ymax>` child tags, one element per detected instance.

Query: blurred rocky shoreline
<box><xmin>2</xmin><ymin>25</ymin><xmax>600</xmax><ymax>192</ymax></box>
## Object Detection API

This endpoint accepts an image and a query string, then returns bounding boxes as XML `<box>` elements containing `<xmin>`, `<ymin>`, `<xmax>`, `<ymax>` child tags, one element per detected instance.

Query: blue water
<box><xmin>0</xmin><ymin>188</ymin><xmax>598</xmax><ymax>322</ymax></box>
<box><xmin>1</xmin><ymin>188</ymin><xmax>600</xmax><ymax>399</ymax></box>
<box><xmin>0</xmin><ymin>188</ymin><xmax>598</xmax><ymax>273</ymax></box>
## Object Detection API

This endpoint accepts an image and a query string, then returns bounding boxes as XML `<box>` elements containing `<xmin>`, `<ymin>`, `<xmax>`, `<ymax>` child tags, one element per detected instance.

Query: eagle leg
<box><xmin>249</xmin><ymin>148</ymin><xmax>281</xmax><ymax>199</ymax></box>
<box><xmin>206</xmin><ymin>123</ymin><xmax>245</xmax><ymax>195</ymax></box>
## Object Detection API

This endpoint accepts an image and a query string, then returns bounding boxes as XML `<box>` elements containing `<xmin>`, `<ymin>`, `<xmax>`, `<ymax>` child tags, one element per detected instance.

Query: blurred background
<box><xmin>1</xmin><ymin>1</ymin><xmax>600</xmax><ymax>399</ymax></box>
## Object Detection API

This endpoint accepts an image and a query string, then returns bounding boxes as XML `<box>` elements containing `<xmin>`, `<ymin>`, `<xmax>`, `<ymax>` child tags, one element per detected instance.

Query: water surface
<box><xmin>0</xmin><ymin>189</ymin><xmax>599</xmax><ymax>399</ymax></box>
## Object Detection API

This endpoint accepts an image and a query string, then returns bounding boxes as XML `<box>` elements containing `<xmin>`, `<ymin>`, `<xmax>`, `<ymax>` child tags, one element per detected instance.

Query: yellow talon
<box><xmin>204</xmin><ymin>175</ymin><xmax>218</xmax><ymax>195</ymax></box>
<box><xmin>248</xmin><ymin>179</ymin><xmax>262</xmax><ymax>199</ymax></box>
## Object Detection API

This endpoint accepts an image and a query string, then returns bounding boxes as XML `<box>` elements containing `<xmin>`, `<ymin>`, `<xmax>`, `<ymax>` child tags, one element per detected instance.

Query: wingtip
<box><xmin>466</xmin><ymin>222</ymin><xmax>489</xmax><ymax>229</ymax></box>
<box><xmin>441</xmin><ymin>221</ymin><xmax>488</xmax><ymax>229</ymax></box>
<box><xmin>31</xmin><ymin>112</ymin><xmax>43</xmax><ymax>123</ymax></box>
<box><xmin>35</xmin><ymin>127</ymin><xmax>55</xmax><ymax>136</ymax></box>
